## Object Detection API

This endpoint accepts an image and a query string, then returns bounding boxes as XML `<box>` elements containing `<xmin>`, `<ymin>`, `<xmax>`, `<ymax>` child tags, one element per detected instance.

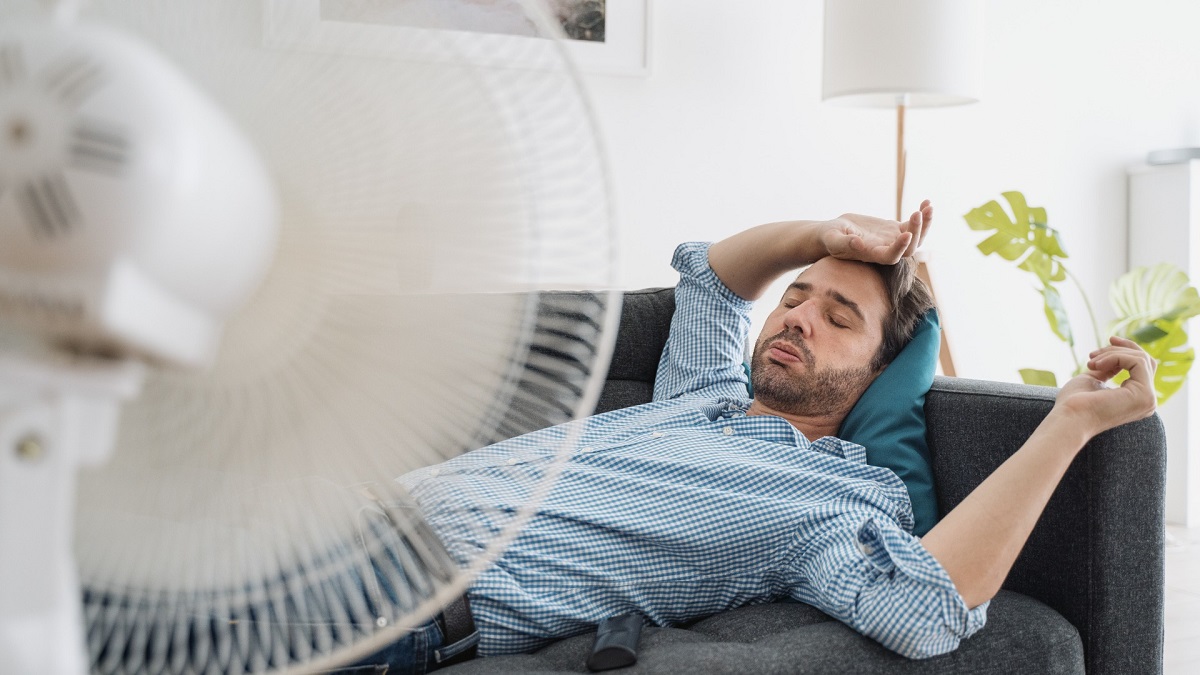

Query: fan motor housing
<box><xmin>0</xmin><ymin>18</ymin><xmax>278</xmax><ymax>367</ymax></box>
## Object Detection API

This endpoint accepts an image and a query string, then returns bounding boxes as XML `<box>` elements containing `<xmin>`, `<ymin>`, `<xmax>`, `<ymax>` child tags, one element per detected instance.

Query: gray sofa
<box><xmin>444</xmin><ymin>288</ymin><xmax>1167</xmax><ymax>675</ymax></box>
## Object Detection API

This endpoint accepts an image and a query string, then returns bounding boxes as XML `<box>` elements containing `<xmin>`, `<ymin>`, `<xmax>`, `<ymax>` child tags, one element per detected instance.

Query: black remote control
<box><xmin>586</xmin><ymin>613</ymin><xmax>643</xmax><ymax>671</ymax></box>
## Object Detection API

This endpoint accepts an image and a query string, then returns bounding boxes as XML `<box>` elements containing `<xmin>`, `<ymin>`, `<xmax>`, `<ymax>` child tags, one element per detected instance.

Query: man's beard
<box><xmin>749</xmin><ymin>331</ymin><xmax>876</xmax><ymax>418</ymax></box>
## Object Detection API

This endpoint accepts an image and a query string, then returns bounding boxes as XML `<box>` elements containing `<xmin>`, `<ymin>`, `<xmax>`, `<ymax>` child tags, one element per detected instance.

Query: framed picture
<box><xmin>264</xmin><ymin>0</ymin><xmax>651</xmax><ymax>76</ymax></box>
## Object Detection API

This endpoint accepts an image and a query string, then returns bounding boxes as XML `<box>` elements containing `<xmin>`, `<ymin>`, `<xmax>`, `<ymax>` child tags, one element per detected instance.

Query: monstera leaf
<box><xmin>963</xmin><ymin>191</ymin><xmax>1068</xmax><ymax>285</ymax></box>
<box><xmin>1019</xmin><ymin>368</ymin><xmax>1058</xmax><ymax>387</ymax></box>
<box><xmin>1041</xmin><ymin>283</ymin><xmax>1073</xmax><ymax>345</ymax></box>
<box><xmin>1109</xmin><ymin>263</ymin><xmax>1200</xmax><ymax>404</ymax></box>
<box><xmin>1110</xmin><ymin>263</ymin><xmax>1200</xmax><ymax>341</ymax></box>
<box><xmin>965</xmin><ymin>191</ymin><xmax>1077</xmax><ymax>374</ymax></box>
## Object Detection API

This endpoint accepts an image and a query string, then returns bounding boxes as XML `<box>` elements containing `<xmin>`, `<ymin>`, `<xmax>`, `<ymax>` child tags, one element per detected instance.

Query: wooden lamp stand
<box><xmin>895</xmin><ymin>95</ymin><xmax>956</xmax><ymax>376</ymax></box>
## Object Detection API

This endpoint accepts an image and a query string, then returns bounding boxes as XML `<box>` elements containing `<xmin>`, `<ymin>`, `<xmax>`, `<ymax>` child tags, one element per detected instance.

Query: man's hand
<box><xmin>1053</xmin><ymin>336</ymin><xmax>1158</xmax><ymax>442</ymax></box>
<box><xmin>820</xmin><ymin>200</ymin><xmax>933</xmax><ymax>265</ymax></box>
<box><xmin>707</xmin><ymin>200</ymin><xmax>935</xmax><ymax>301</ymax></box>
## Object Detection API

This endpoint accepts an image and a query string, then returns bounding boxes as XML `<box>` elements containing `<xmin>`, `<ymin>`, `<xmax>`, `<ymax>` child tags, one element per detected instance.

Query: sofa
<box><xmin>443</xmin><ymin>287</ymin><xmax>1167</xmax><ymax>674</ymax></box>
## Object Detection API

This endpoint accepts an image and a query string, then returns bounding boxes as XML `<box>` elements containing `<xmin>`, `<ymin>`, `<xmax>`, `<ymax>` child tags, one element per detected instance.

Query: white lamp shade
<box><xmin>822</xmin><ymin>0</ymin><xmax>982</xmax><ymax>108</ymax></box>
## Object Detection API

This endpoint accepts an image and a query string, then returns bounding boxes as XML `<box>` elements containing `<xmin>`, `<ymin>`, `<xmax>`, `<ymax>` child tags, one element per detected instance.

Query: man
<box><xmin>373</xmin><ymin>200</ymin><xmax>1157</xmax><ymax>671</ymax></box>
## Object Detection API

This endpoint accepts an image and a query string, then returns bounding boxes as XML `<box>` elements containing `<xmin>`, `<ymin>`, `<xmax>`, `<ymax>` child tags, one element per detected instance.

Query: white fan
<box><xmin>0</xmin><ymin>0</ymin><xmax>619</xmax><ymax>672</ymax></box>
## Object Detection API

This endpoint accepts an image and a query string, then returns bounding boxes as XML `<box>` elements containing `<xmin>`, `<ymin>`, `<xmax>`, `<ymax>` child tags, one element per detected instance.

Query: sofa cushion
<box><xmin>440</xmin><ymin>590</ymin><xmax>1083</xmax><ymax>674</ymax></box>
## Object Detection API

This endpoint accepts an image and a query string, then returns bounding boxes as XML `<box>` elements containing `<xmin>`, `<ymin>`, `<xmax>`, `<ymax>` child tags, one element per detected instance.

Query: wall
<box><xmin>582</xmin><ymin>0</ymin><xmax>1200</xmax><ymax>384</ymax></box>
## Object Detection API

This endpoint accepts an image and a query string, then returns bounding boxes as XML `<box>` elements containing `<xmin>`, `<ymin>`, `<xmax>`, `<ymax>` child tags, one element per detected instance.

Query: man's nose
<box><xmin>782</xmin><ymin>302</ymin><xmax>815</xmax><ymax>336</ymax></box>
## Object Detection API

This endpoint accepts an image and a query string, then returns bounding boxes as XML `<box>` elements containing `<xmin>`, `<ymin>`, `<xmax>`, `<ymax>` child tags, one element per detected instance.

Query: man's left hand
<box><xmin>1054</xmin><ymin>336</ymin><xmax>1157</xmax><ymax>441</ymax></box>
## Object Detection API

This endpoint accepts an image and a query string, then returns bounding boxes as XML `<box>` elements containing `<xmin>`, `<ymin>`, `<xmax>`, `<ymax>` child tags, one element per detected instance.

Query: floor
<box><xmin>1166</xmin><ymin>525</ymin><xmax>1200</xmax><ymax>673</ymax></box>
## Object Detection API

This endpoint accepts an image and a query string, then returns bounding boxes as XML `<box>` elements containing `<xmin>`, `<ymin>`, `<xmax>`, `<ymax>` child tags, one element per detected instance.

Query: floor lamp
<box><xmin>821</xmin><ymin>0</ymin><xmax>983</xmax><ymax>376</ymax></box>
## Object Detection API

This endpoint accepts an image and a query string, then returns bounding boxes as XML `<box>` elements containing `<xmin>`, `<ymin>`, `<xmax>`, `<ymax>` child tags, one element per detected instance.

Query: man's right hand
<box><xmin>707</xmin><ymin>200</ymin><xmax>934</xmax><ymax>301</ymax></box>
<box><xmin>819</xmin><ymin>200</ymin><xmax>933</xmax><ymax>265</ymax></box>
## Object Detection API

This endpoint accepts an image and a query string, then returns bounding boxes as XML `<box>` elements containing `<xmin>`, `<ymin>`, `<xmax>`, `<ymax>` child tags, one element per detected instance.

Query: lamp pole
<box><xmin>894</xmin><ymin>93</ymin><xmax>956</xmax><ymax>376</ymax></box>
<box><xmin>896</xmin><ymin>94</ymin><xmax>907</xmax><ymax>221</ymax></box>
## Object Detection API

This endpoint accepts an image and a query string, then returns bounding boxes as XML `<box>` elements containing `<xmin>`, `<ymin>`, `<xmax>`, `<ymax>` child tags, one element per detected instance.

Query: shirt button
<box><xmin>722</xmin><ymin>426</ymin><xmax>735</xmax><ymax>436</ymax></box>
<box><xmin>859</xmin><ymin>542</ymin><xmax>874</xmax><ymax>556</ymax></box>
<box><xmin>650</xmin><ymin>432</ymin><xmax>664</xmax><ymax>438</ymax></box>
<box><xmin>429</xmin><ymin>468</ymin><xmax>440</xmax><ymax>477</ymax></box>
<box><xmin>505</xmin><ymin>458</ymin><xmax>519</xmax><ymax>466</ymax></box>
<box><xmin>581</xmin><ymin>447</ymin><xmax>595</xmax><ymax>453</ymax></box>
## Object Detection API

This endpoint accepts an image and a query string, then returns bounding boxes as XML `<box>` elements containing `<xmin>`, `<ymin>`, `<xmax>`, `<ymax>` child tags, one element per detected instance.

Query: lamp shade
<box><xmin>822</xmin><ymin>0</ymin><xmax>982</xmax><ymax>108</ymax></box>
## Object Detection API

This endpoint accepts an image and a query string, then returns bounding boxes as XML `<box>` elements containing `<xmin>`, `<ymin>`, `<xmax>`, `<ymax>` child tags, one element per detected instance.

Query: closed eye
<box><xmin>829</xmin><ymin>315</ymin><xmax>850</xmax><ymax>329</ymax></box>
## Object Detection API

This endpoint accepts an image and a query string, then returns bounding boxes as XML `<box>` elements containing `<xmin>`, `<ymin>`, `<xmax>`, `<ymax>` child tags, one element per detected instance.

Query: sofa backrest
<box><xmin>595</xmin><ymin>288</ymin><xmax>675</xmax><ymax>413</ymax></box>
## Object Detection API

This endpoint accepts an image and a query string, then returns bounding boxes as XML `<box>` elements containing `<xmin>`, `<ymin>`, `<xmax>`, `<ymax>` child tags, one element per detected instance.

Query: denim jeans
<box><xmin>323</xmin><ymin>616</ymin><xmax>481</xmax><ymax>675</ymax></box>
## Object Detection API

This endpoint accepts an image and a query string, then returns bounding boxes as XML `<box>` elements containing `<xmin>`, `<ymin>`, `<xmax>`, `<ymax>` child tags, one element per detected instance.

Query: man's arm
<box><xmin>651</xmin><ymin>242</ymin><xmax>756</xmax><ymax>402</ymax></box>
<box><xmin>921</xmin><ymin>337</ymin><xmax>1158</xmax><ymax>608</ymax></box>
<box><xmin>706</xmin><ymin>202</ymin><xmax>932</xmax><ymax>301</ymax></box>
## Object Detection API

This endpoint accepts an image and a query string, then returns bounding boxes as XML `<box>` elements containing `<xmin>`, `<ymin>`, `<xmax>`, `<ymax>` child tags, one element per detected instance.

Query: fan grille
<box><xmin>0</xmin><ymin>0</ymin><xmax>618</xmax><ymax>672</ymax></box>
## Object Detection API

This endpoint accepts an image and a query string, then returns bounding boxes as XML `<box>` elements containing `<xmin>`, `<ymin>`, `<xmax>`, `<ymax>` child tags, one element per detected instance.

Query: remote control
<box><xmin>586</xmin><ymin>613</ymin><xmax>643</xmax><ymax>671</ymax></box>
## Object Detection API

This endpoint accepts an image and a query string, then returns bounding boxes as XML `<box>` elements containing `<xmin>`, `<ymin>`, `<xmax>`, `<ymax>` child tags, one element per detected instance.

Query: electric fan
<box><xmin>0</xmin><ymin>0</ymin><xmax>619</xmax><ymax>672</ymax></box>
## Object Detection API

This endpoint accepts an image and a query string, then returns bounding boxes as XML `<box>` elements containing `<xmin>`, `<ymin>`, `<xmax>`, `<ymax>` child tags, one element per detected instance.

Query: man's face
<box><xmin>750</xmin><ymin>257</ymin><xmax>888</xmax><ymax>417</ymax></box>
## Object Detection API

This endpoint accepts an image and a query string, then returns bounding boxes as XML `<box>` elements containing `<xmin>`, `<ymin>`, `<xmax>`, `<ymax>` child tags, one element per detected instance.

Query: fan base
<box><xmin>0</xmin><ymin>353</ymin><xmax>143</xmax><ymax>675</ymax></box>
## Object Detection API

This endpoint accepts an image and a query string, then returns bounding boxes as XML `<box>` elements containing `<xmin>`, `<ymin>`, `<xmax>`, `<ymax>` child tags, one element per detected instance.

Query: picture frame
<box><xmin>263</xmin><ymin>0</ymin><xmax>651</xmax><ymax>76</ymax></box>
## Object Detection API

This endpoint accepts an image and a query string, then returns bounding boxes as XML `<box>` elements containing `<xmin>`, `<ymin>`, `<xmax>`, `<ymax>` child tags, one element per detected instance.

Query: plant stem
<box><xmin>1064</xmin><ymin>266</ymin><xmax>1104</xmax><ymax>350</ymax></box>
<box><xmin>1067</xmin><ymin>333</ymin><xmax>1082</xmax><ymax>373</ymax></box>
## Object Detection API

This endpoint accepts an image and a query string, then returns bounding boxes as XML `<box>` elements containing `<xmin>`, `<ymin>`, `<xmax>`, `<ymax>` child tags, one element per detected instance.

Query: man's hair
<box><xmin>865</xmin><ymin>258</ymin><xmax>935</xmax><ymax>372</ymax></box>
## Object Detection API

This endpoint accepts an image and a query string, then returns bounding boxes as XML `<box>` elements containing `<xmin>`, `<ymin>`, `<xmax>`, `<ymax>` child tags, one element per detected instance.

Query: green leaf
<box><xmin>1141</xmin><ymin>325</ymin><xmax>1194</xmax><ymax>404</ymax></box>
<box><xmin>1002</xmin><ymin>191</ymin><xmax>1034</xmax><ymax>224</ymax></box>
<box><xmin>1110</xmin><ymin>263</ymin><xmax>1200</xmax><ymax>345</ymax></box>
<box><xmin>1130</xmin><ymin>319</ymin><xmax>1172</xmax><ymax>344</ymax></box>
<box><xmin>1003</xmin><ymin>191</ymin><xmax>1054</xmax><ymax>241</ymax></box>
<box><xmin>1018</xmin><ymin>248</ymin><xmax>1063</xmax><ymax>284</ymax></box>
<box><xmin>1108</xmin><ymin>263</ymin><xmax>1200</xmax><ymax>404</ymax></box>
<box><xmin>1042</xmin><ymin>284</ymin><xmax>1074</xmax><ymax>345</ymax></box>
<box><xmin>1019</xmin><ymin>368</ymin><xmax>1058</xmax><ymax>387</ymax></box>
<box><xmin>1031</xmin><ymin>224</ymin><xmax>1069</xmax><ymax>262</ymax></box>
<box><xmin>964</xmin><ymin>200</ymin><xmax>1016</xmax><ymax>232</ymax></box>
<box><xmin>963</xmin><ymin>192</ymin><xmax>1068</xmax><ymax>279</ymax></box>
<box><xmin>977</xmin><ymin>231</ymin><xmax>1029</xmax><ymax>260</ymax></box>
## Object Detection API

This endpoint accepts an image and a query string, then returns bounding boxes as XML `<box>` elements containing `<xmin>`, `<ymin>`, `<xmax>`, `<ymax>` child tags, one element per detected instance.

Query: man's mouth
<box><xmin>769</xmin><ymin>343</ymin><xmax>801</xmax><ymax>360</ymax></box>
<box><xmin>765</xmin><ymin>338</ymin><xmax>813</xmax><ymax>367</ymax></box>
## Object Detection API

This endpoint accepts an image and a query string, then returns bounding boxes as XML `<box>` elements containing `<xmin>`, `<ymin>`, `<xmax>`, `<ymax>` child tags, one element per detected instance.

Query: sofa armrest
<box><xmin>925</xmin><ymin>375</ymin><xmax>1166</xmax><ymax>675</ymax></box>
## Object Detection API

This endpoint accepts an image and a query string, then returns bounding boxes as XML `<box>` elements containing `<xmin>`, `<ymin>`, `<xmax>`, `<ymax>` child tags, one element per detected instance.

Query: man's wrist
<box><xmin>1041</xmin><ymin>405</ymin><xmax>1097</xmax><ymax>454</ymax></box>
<box><xmin>793</xmin><ymin>219</ymin><xmax>835</xmax><ymax>266</ymax></box>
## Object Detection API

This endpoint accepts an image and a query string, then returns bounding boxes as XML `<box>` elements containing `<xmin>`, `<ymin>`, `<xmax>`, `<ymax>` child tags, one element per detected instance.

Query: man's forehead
<box><xmin>789</xmin><ymin>258</ymin><xmax>887</xmax><ymax>311</ymax></box>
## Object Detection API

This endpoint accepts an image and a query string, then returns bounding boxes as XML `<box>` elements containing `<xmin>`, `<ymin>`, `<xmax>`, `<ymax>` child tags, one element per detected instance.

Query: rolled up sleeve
<box><xmin>789</xmin><ymin>515</ymin><xmax>989</xmax><ymax>659</ymax></box>
<box><xmin>653</xmin><ymin>242</ymin><xmax>754</xmax><ymax>402</ymax></box>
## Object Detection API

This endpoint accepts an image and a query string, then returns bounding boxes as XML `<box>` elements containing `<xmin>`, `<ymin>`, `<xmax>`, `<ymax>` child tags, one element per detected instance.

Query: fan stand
<box><xmin>0</xmin><ymin>354</ymin><xmax>144</xmax><ymax>675</ymax></box>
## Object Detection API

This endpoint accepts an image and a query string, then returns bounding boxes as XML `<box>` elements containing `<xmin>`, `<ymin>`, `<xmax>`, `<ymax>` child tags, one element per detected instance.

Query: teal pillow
<box><xmin>838</xmin><ymin>309</ymin><xmax>940</xmax><ymax>536</ymax></box>
<box><xmin>744</xmin><ymin>309</ymin><xmax>940</xmax><ymax>536</ymax></box>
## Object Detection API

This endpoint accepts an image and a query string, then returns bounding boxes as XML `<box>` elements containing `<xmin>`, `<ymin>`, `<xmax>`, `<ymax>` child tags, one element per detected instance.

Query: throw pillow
<box><xmin>838</xmin><ymin>309</ymin><xmax>940</xmax><ymax>536</ymax></box>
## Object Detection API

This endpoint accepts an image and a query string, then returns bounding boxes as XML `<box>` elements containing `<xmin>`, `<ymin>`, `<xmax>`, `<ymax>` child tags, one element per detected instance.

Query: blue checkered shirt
<box><xmin>401</xmin><ymin>242</ymin><xmax>988</xmax><ymax>659</ymax></box>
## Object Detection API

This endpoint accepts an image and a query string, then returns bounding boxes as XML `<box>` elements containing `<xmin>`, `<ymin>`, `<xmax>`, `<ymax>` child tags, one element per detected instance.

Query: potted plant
<box><xmin>963</xmin><ymin>191</ymin><xmax>1200</xmax><ymax>403</ymax></box>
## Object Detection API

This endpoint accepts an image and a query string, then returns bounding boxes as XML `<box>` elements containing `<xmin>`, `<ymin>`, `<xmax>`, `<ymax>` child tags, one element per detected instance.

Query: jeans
<box><xmin>323</xmin><ymin>616</ymin><xmax>481</xmax><ymax>675</ymax></box>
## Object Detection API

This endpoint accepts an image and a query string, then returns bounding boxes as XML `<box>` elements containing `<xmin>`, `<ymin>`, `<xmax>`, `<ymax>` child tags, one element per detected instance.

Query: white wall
<box><xmin>581</xmin><ymin>0</ymin><xmax>1200</xmax><ymax>384</ymax></box>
